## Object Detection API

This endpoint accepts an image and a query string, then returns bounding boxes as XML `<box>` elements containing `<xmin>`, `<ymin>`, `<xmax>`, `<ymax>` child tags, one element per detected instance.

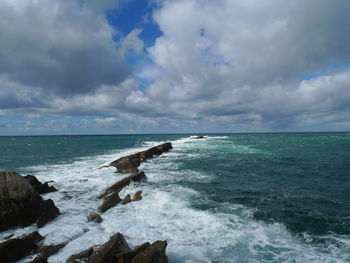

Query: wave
<box><xmin>1</xmin><ymin>138</ymin><xmax>349</xmax><ymax>262</ymax></box>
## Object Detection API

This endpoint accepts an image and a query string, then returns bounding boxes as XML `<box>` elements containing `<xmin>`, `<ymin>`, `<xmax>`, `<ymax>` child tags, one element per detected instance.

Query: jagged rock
<box><xmin>30</xmin><ymin>256</ymin><xmax>48</xmax><ymax>263</ymax></box>
<box><xmin>110</xmin><ymin>156</ymin><xmax>141</xmax><ymax>173</ymax></box>
<box><xmin>0</xmin><ymin>231</ymin><xmax>44</xmax><ymax>263</ymax></box>
<box><xmin>37</xmin><ymin>243</ymin><xmax>65</xmax><ymax>258</ymax></box>
<box><xmin>99</xmin><ymin>192</ymin><xmax>122</xmax><ymax>213</ymax></box>
<box><xmin>115</xmin><ymin>240</ymin><xmax>168</xmax><ymax>263</ymax></box>
<box><xmin>36</xmin><ymin>199</ymin><xmax>60</xmax><ymax>227</ymax></box>
<box><xmin>88</xmin><ymin>213</ymin><xmax>102</xmax><ymax>223</ymax></box>
<box><xmin>191</xmin><ymin>136</ymin><xmax>205</xmax><ymax>139</ymax></box>
<box><xmin>0</xmin><ymin>171</ymin><xmax>60</xmax><ymax>231</ymax></box>
<box><xmin>130</xmin><ymin>240</ymin><xmax>168</xmax><ymax>263</ymax></box>
<box><xmin>101</xmin><ymin>142</ymin><xmax>173</xmax><ymax>171</ymax></box>
<box><xmin>66</xmin><ymin>247</ymin><xmax>95</xmax><ymax>263</ymax></box>
<box><xmin>24</xmin><ymin>175</ymin><xmax>57</xmax><ymax>194</ymax></box>
<box><xmin>132</xmin><ymin>191</ymin><xmax>142</xmax><ymax>202</ymax></box>
<box><xmin>66</xmin><ymin>233</ymin><xmax>129</xmax><ymax>263</ymax></box>
<box><xmin>121</xmin><ymin>194</ymin><xmax>131</xmax><ymax>205</ymax></box>
<box><xmin>98</xmin><ymin>171</ymin><xmax>147</xmax><ymax>199</ymax></box>
<box><xmin>115</xmin><ymin>242</ymin><xmax>150</xmax><ymax>263</ymax></box>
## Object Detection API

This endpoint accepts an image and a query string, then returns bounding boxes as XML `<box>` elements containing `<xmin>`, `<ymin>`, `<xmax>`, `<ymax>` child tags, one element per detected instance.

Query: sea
<box><xmin>0</xmin><ymin>133</ymin><xmax>349</xmax><ymax>263</ymax></box>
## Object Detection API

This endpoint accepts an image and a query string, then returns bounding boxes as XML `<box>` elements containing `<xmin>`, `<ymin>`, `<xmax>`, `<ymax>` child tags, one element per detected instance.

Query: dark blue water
<box><xmin>1</xmin><ymin>133</ymin><xmax>349</xmax><ymax>262</ymax></box>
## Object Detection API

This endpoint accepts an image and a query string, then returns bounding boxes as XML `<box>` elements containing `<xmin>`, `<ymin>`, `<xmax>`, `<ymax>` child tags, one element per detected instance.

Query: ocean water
<box><xmin>0</xmin><ymin>133</ymin><xmax>349</xmax><ymax>263</ymax></box>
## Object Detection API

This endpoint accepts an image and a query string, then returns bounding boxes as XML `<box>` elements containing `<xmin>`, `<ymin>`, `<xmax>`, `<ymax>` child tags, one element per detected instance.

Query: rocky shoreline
<box><xmin>0</xmin><ymin>142</ymin><xmax>173</xmax><ymax>263</ymax></box>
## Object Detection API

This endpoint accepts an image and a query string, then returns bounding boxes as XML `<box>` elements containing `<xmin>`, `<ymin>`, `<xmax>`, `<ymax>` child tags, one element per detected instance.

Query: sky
<box><xmin>0</xmin><ymin>0</ymin><xmax>350</xmax><ymax>135</ymax></box>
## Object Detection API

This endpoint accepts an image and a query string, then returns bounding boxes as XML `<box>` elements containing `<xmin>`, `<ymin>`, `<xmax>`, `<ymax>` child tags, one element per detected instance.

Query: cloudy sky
<box><xmin>1</xmin><ymin>0</ymin><xmax>350</xmax><ymax>135</ymax></box>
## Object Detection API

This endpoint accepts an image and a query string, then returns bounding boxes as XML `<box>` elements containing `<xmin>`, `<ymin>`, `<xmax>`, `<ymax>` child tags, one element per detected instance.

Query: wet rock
<box><xmin>121</xmin><ymin>194</ymin><xmax>131</xmax><ymax>205</ymax></box>
<box><xmin>98</xmin><ymin>171</ymin><xmax>147</xmax><ymax>199</ymax></box>
<box><xmin>66</xmin><ymin>233</ymin><xmax>129</xmax><ymax>263</ymax></box>
<box><xmin>132</xmin><ymin>191</ymin><xmax>142</xmax><ymax>201</ymax></box>
<box><xmin>66</xmin><ymin>247</ymin><xmax>95</xmax><ymax>263</ymax></box>
<box><xmin>36</xmin><ymin>199</ymin><xmax>60</xmax><ymax>227</ymax></box>
<box><xmin>29</xmin><ymin>256</ymin><xmax>48</xmax><ymax>263</ymax></box>
<box><xmin>0</xmin><ymin>231</ymin><xmax>44</xmax><ymax>263</ymax></box>
<box><xmin>115</xmin><ymin>242</ymin><xmax>150</xmax><ymax>263</ymax></box>
<box><xmin>37</xmin><ymin>243</ymin><xmax>65</xmax><ymax>258</ymax></box>
<box><xmin>0</xmin><ymin>171</ymin><xmax>60</xmax><ymax>231</ymax></box>
<box><xmin>130</xmin><ymin>240</ymin><xmax>168</xmax><ymax>263</ymax></box>
<box><xmin>24</xmin><ymin>175</ymin><xmax>57</xmax><ymax>194</ymax></box>
<box><xmin>191</xmin><ymin>135</ymin><xmax>205</xmax><ymax>139</ymax></box>
<box><xmin>99</xmin><ymin>192</ymin><xmax>122</xmax><ymax>213</ymax></box>
<box><xmin>101</xmin><ymin>142</ymin><xmax>173</xmax><ymax>171</ymax></box>
<box><xmin>110</xmin><ymin>155</ymin><xmax>141</xmax><ymax>173</ymax></box>
<box><xmin>88</xmin><ymin>212</ymin><xmax>102</xmax><ymax>223</ymax></box>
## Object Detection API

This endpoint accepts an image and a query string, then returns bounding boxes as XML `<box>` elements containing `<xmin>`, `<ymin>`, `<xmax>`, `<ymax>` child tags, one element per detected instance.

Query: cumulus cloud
<box><xmin>137</xmin><ymin>0</ymin><xmax>350</xmax><ymax>129</ymax></box>
<box><xmin>0</xmin><ymin>0</ymin><xmax>129</xmax><ymax>98</ymax></box>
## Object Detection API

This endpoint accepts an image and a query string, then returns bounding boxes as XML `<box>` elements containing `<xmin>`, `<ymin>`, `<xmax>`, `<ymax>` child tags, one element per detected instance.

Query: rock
<box><xmin>66</xmin><ymin>247</ymin><xmax>95</xmax><ymax>263</ymax></box>
<box><xmin>66</xmin><ymin>233</ymin><xmax>129</xmax><ymax>263</ymax></box>
<box><xmin>132</xmin><ymin>191</ymin><xmax>142</xmax><ymax>202</ymax></box>
<box><xmin>130</xmin><ymin>240</ymin><xmax>168</xmax><ymax>263</ymax></box>
<box><xmin>99</xmin><ymin>192</ymin><xmax>122</xmax><ymax>213</ymax></box>
<box><xmin>98</xmin><ymin>171</ymin><xmax>147</xmax><ymax>199</ymax></box>
<box><xmin>36</xmin><ymin>199</ymin><xmax>60</xmax><ymax>227</ymax></box>
<box><xmin>102</xmin><ymin>142</ymin><xmax>173</xmax><ymax>171</ymax></box>
<box><xmin>121</xmin><ymin>194</ymin><xmax>131</xmax><ymax>205</ymax></box>
<box><xmin>110</xmin><ymin>156</ymin><xmax>141</xmax><ymax>173</ymax></box>
<box><xmin>0</xmin><ymin>171</ymin><xmax>60</xmax><ymax>231</ymax></box>
<box><xmin>88</xmin><ymin>213</ymin><xmax>102</xmax><ymax>223</ymax></box>
<box><xmin>37</xmin><ymin>243</ymin><xmax>65</xmax><ymax>258</ymax></box>
<box><xmin>0</xmin><ymin>231</ymin><xmax>44</xmax><ymax>263</ymax></box>
<box><xmin>191</xmin><ymin>135</ymin><xmax>205</xmax><ymax>139</ymax></box>
<box><xmin>24</xmin><ymin>175</ymin><xmax>58</xmax><ymax>194</ymax></box>
<box><xmin>115</xmin><ymin>242</ymin><xmax>150</xmax><ymax>263</ymax></box>
<box><xmin>29</xmin><ymin>256</ymin><xmax>48</xmax><ymax>263</ymax></box>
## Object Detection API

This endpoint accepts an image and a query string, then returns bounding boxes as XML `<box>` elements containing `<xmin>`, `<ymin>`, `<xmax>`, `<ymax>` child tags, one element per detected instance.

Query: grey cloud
<box><xmin>0</xmin><ymin>0</ymin><xmax>129</xmax><ymax>96</ymax></box>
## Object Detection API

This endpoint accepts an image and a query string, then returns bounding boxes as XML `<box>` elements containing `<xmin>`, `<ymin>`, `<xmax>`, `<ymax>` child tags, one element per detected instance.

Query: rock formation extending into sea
<box><xmin>0</xmin><ymin>142</ymin><xmax>173</xmax><ymax>263</ymax></box>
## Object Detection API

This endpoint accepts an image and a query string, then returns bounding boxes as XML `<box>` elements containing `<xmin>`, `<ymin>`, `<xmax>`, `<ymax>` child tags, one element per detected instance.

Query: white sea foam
<box><xmin>1</xmin><ymin>137</ymin><xmax>349</xmax><ymax>263</ymax></box>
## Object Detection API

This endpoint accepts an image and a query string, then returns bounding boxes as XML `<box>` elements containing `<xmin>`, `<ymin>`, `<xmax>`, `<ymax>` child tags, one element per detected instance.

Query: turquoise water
<box><xmin>0</xmin><ymin>133</ymin><xmax>349</xmax><ymax>262</ymax></box>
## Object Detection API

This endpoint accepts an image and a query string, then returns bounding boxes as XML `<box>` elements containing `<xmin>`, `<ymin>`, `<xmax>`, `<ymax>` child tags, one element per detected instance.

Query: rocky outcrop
<box><xmin>98</xmin><ymin>171</ymin><xmax>147</xmax><ymax>199</ymax></box>
<box><xmin>132</xmin><ymin>191</ymin><xmax>143</xmax><ymax>201</ymax></box>
<box><xmin>37</xmin><ymin>243</ymin><xmax>65</xmax><ymax>258</ymax></box>
<box><xmin>191</xmin><ymin>136</ymin><xmax>205</xmax><ymax>139</ymax></box>
<box><xmin>88</xmin><ymin>212</ymin><xmax>103</xmax><ymax>223</ymax></box>
<box><xmin>121</xmin><ymin>194</ymin><xmax>131</xmax><ymax>205</ymax></box>
<box><xmin>99</xmin><ymin>192</ymin><xmax>122</xmax><ymax>213</ymax></box>
<box><xmin>0</xmin><ymin>171</ymin><xmax>60</xmax><ymax>231</ymax></box>
<box><xmin>101</xmin><ymin>142</ymin><xmax>173</xmax><ymax>173</ymax></box>
<box><xmin>66</xmin><ymin>233</ymin><xmax>167</xmax><ymax>263</ymax></box>
<box><xmin>24</xmin><ymin>175</ymin><xmax>57</xmax><ymax>194</ymax></box>
<box><xmin>127</xmin><ymin>240</ymin><xmax>168</xmax><ymax>263</ymax></box>
<box><xmin>0</xmin><ymin>231</ymin><xmax>44</xmax><ymax>263</ymax></box>
<box><xmin>66</xmin><ymin>233</ymin><xmax>129</xmax><ymax>263</ymax></box>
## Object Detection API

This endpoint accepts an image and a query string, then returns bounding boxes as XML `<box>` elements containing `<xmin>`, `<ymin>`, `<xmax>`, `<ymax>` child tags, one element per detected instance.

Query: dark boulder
<box><xmin>0</xmin><ymin>171</ymin><xmax>60</xmax><ymax>231</ymax></box>
<box><xmin>0</xmin><ymin>231</ymin><xmax>44</xmax><ymax>263</ymax></box>
<box><xmin>121</xmin><ymin>194</ymin><xmax>131</xmax><ymax>205</ymax></box>
<box><xmin>24</xmin><ymin>175</ymin><xmax>57</xmax><ymax>195</ymax></box>
<box><xmin>37</xmin><ymin>243</ymin><xmax>65</xmax><ymax>258</ymax></box>
<box><xmin>66</xmin><ymin>233</ymin><xmax>129</xmax><ymax>263</ymax></box>
<box><xmin>115</xmin><ymin>240</ymin><xmax>168</xmax><ymax>263</ymax></box>
<box><xmin>29</xmin><ymin>256</ymin><xmax>48</xmax><ymax>263</ymax></box>
<box><xmin>99</xmin><ymin>192</ymin><xmax>122</xmax><ymax>213</ymax></box>
<box><xmin>88</xmin><ymin>213</ymin><xmax>103</xmax><ymax>223</ymax></box>
<box><xmin>115</xmin><ymin>242</ymin><xmax>150</xmax><ymax>263</ymax></box>
<box><xmin>132</xmin><ymin>191</ymin><xmax>143</xmax><ymax>202</ymax></box>
<box><xmin>130</xmin><ymin>240</ymin><xmax>168</xmax><ymax>263</ymax></box>
<box><xmin>191</xmin><ymin>136</ymin><xmax>205</xmax><ymax>139</ymax></box>
<box><xmin>36</xmin><ymin>199</ymin><xmax>60</xmax><ymax>227</ymax></box>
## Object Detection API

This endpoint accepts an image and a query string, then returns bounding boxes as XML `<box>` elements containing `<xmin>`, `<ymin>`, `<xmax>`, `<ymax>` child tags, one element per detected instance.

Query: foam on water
<box><xmin>1</xmin><ymin>136</ymin><xmax>349</xmax><ymax>263</ymax></box>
